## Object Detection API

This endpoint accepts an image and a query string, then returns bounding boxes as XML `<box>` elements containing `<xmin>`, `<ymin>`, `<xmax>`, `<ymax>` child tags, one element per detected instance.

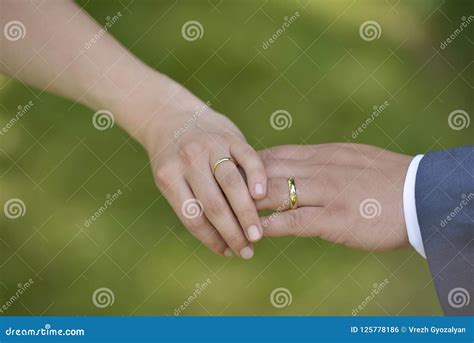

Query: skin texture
<box><xmin>0</xmin><ymin>0</ymin><xmax>266</xmax><ymax>259</ymax></box>
<box><xmin>256</xmin><ymin>143</ymin><xmax>413</xmax><ymax>252</ymax></box>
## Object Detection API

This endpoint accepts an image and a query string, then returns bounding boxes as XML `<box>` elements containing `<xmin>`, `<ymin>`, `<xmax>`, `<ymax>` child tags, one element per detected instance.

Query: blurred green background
<box><xmin>1</xmin><ymin>0</ymin><xmax>472</xmax><ymax>316</ymax></box>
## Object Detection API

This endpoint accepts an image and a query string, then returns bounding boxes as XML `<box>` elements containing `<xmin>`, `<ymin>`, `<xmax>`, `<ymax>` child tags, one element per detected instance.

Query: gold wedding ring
<box><xmin>288</xmin><ymin>176</ymin><xmax>298</xmax><ymax>210</ymax></box>
<box><xmin>212</xmin><ymin>157</ymin><xmax>236</xmax><ymax>176</ymax></box>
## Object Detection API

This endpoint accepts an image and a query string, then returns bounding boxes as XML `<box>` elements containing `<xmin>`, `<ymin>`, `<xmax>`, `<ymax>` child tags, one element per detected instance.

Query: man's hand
<box><xmin>256</xmin><ymin>143</ymin><xmax>412</xmax><ymax>252</ymax></box>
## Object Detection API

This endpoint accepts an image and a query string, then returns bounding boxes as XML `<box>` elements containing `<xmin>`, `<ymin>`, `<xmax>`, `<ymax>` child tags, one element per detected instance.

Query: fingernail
<box><xmin>255</xmin><ymin>183</ymin><xmax>264</xmax><ymax>195</ymax></box>
<box><xmin>240</xmin><ymin>246</ymin><xmax>254</xmax><ymax>260</ymax></box>
<box><xmin>247</xmin><ymin>225</ymin><xmax>261</xmax><ymax>241</ymax></box>
<box><xmin>224</xmin><ymin>248</ymin><xmax>234</xmax><ymax>257</ymax></box>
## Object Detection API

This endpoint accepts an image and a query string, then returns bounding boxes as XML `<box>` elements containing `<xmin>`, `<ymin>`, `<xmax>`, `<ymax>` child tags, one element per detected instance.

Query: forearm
<box><xmin>0</xmin><ymin>0</ymin><xmax>201</xmax><ymax>147</ymax></box>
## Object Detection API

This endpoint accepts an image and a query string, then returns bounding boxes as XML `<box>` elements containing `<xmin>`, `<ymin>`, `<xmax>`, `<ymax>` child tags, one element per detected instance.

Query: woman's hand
<box><xmin>132</xmin><ymin>80</ymin><xmax>267</xmax><ymax>259</ymax></box>
<box><xmin>0</xmin><ymin>0</ymin><xmax>266</xmax><ymax>259</ymax></box>
<box><xmin>256</xmin><ymin>144</ymin><xmax>412</xmax><ymax>252</ymax></box>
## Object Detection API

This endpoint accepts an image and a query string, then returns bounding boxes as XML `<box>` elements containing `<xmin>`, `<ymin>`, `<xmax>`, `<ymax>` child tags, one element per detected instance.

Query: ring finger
<box><xmin>255</xmin><ymin>176</ymin><xmax>336</xmax><ymax>211</ymax></box>
<box><xmin>186</xmin><ymin>159</ymin><xmax>254</xmax><ymax>259</ymax></box>
<box><xmin>212</xmin><ymin>154</ymin><xmax>264</xmax><ymax>243</ymax></box>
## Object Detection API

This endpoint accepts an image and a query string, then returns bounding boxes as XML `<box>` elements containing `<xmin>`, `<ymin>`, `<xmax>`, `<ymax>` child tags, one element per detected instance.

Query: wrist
<box><xmin>103</xmin><ymin>71</ymin><xmax>205</xmax><ymax>149</ymax></box>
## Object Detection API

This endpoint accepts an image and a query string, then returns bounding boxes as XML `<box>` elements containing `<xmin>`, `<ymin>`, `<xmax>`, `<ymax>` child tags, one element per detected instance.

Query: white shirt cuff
<box><xmin>403</xmin><ymin>154</ymin><xmax>426</xmax><ymax>259</ymax></box>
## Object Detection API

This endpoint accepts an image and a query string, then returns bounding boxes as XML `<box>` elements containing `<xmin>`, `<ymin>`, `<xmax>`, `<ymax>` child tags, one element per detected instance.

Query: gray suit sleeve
<box><xmin>415</xmin><ymin>146</ymin><xmax>474</xmax><ymax>315</ymax></box>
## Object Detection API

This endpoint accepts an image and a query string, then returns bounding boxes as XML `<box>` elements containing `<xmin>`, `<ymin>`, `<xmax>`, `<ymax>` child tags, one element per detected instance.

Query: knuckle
<box><xmin>185</xmin><ymin>217</ymin><xmax>206</xmax><ymax>234</ymax></box>
<box><xmin>204</xmin><ymin>197</ymin><xmax>226</xmax><ymax>217</ymax></box>
<box><xmin>154</xmin><ymin>164</ymin><xmax>177</xmax><ymax>188</ymax></box>
<box><xmin>218</xmin><ymin>170</ymin><xmax>241</xmax><ymax>186</ymax></box>
<box><xmin>236</xmin><ymin>206</ymin><xmax>256</xmax><ymax>221</ymax></box>
<box><xmin>195</xmin><ymin>229</ymin><xmax>226</xmax><ymax>253</ymax></box>
<box><xmin>288</xmin><ymin>211</ymin><xmax>303</xmax><ymax>229</ymax></box>
<box><xmin>267</xmin><ymin>178</ymin><xmax>281</xmax><ymax>200</ymax></box>
<box><xmin>234</xmin><ymin>142</ymin><xmax>252</xmax><ymax>155</ymax></box>
<box><xmin>208</xmin><ymin>239</ymin><xmax>226</xmax><ymax>254</ymax></box>
<box><xmin>240</xmin><ymin>148</ymin><xmax>261</xmax><ymax>168</ymax></box>
<box><xmin>225</xmin><ymin>231</ymin><xmax>247</xmax><ymax>248</ymax></box>
<box><xmin>264</xmin><ymin>160</ymin><xmax>280</xmax><ymax>176</ymax></box>
<box><xmin>180</xmin><ymin>141</ymin><xmax>204</xmax><ymax>162</ymax></box>
<box><xmin>245</xmin><ymin>165</ymin><xmax>265</xmax><ymax>181</ymax></box>
<box><xmin>223</xmin><ymin>132</ymin><xmax>240</xmax><ymax>142</ymax></box>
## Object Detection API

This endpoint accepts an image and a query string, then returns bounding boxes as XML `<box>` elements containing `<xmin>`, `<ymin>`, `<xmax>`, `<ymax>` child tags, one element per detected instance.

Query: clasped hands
<box><xmin>0</xmin><ymin>0</ymin><xmax>416</xmax><ymax>261</ymax></box>
<box><xmin>136</xmin><ymin>84</ymin><xmax>412</xmax><ymax>260</ymax></box>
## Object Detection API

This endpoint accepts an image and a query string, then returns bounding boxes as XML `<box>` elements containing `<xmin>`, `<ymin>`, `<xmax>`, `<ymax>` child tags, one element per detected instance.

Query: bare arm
<box><xmin>1</xmin><ymin>0</ymin><xmax>267</xmax><ymax>259</ymax></box>
<box><xmin>1</xmin><ymin>0</ymin><xmax>185</xmax><ymax>145</ymax></box>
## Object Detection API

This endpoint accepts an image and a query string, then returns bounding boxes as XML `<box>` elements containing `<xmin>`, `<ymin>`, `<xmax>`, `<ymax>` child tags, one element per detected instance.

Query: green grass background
<box><xmin>1</xmin><ymin>0</ymin><xmax>472</xmax><ymax>315</ymax></box>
